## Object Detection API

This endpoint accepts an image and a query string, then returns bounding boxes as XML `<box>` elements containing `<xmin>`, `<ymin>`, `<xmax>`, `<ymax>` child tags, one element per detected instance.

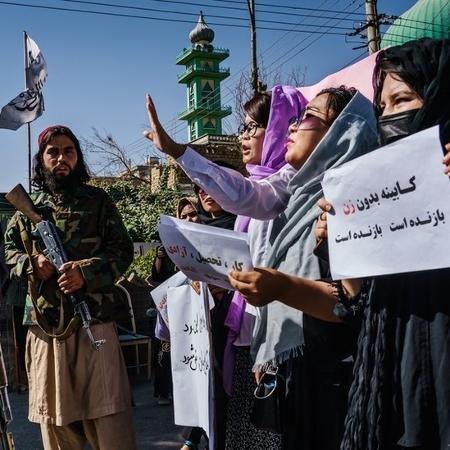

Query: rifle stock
<box><xmin>5</xmin><ymin>184</ymin><xmax>42</xmax><ymax>225</ymax></box>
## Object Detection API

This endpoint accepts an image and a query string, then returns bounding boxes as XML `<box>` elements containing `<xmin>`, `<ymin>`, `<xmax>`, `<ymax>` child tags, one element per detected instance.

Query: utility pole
<box><xmin>365</xmin><ymin>0</ymin><xmax>380</xmax><ymax>54</ymax></box>
<box><xmin>247</xmin><ymin>0</ymin><xmax>259</xmax><ymax>95</ymax></box>
<box><xmin>347</xmin><ymin>0</ymin><xmax>383</xmax><ymax>54</ymax></box>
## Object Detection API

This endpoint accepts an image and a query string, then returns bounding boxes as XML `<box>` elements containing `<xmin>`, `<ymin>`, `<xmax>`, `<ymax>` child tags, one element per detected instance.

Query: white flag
<box><xmin>0</xmin><ymin>90</ymin><xmax>44</xmax><ymax>131</ymax></box>
<box><xmin>0</xmin><ymin>33</ymin><xmax>47</xmax><ymax>130</ymax></box>
<box><xmin>25</xmin><ymin>34</ymin><xmax>48</xmax><ymax>92</ymax></box>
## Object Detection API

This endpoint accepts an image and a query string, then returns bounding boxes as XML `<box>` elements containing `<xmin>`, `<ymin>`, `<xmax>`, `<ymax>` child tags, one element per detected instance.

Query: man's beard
<box><xmin>43</xmin><ymin>167</ymin><xmax>82</xmax><ymax>196</ymax></box>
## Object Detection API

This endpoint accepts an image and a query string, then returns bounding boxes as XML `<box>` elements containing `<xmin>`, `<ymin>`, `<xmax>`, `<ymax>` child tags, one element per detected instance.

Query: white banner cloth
<box><xmin>0</xmin><ymin>90</ymin><xmax>44</xmax><ymax>130</ymax></box>
<box><xmin>167</xmin><ymin>283</ymin><xmax>212</xmax><ymax>436</ymax></box>
<box><xmin>0</xmin><ymin>33</ymin><xmax>47</xmax><ymax>130</ymax></box>
<box><xmin>158</xmin><ymin>215</ymin><xmax>253</xmax><ymax>290</ymax></box>
<box><xmin>322</xmin><ymin>126</ymin><xmax>450</xmax><ymax>279</ymax></box>
<box><xmin>25</xmin><ymin>34</ymin><xmax>48</xmax><ymax>92</ymax></box>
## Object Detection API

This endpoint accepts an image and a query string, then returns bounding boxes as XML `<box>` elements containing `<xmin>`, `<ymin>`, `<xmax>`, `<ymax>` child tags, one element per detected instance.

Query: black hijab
<box><xmin>373</xmin><ymin>38</ymin><xmax>450</xmax><ymax>143</ymax></box>
<box><xmin>195</xmin><ymin>197</ymin><xmax>236</xmax><ymax>230</ymax></box>
<box><xmin>194</xmin><ymin>159</ymin><xmax>237</xmax><ymax>230</ymax></box>
<box><xmin>343</xmin><ymin>38</ymin><xmax>450</xmax><ymax>450</ymax></box>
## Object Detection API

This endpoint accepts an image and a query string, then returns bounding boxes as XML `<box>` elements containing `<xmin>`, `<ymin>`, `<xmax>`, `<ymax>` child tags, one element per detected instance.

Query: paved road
<box><xmin>8</xmin><ymin>376</ymin><xmax>185</xmax><ymax>450</ymax></box>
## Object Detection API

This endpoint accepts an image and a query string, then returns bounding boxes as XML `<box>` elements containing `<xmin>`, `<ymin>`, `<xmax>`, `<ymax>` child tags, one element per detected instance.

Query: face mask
<box><xmin>378</xmin><ymin>108</ymin><xmax>421</xmax><ymax>146</ymax></box>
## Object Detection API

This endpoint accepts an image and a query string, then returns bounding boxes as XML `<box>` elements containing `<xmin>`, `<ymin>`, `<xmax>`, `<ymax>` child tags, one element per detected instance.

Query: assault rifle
<box><xmin>0</xmin><ymin>345</ymin><xmax>14</xmax><ymax>450</ymax></box>
<box><xmin>6</xmin><ymin>184</ymin><xmax>105</xmax><ymax>350</ymax></box>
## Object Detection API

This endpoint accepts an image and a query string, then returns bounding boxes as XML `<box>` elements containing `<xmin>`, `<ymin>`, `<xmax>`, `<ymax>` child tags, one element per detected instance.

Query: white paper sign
<box><xmin>322</xmin><ymin>126</ymin><xmax>450</xmax><ymax>279</ymax></box>
<box><xmin>150</xmin><ymin>271</ymin><xmax>188</xmax><ymax>328</ymax></box>
<box><xmin>167</xmin><ymin>283</ymin><xmax>212</xmax><ymax>436</ymax></box>
<box><xmin>158</xmin><ymin>215</ymin><xmax>253</xmax><ymax>290</ymax></box>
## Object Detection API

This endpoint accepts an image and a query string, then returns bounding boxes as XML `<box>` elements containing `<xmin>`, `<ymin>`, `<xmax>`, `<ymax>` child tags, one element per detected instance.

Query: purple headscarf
<box><xmin>223</xmin><ymin>85</ymin><xmax>307</xmax><ymax>394</ymax></box>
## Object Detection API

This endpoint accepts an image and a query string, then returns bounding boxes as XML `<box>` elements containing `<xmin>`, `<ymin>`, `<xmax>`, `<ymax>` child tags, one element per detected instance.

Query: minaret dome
<box><xmin>189</xmin><ymin>11</ymin><xmax>215</xmax><ymax>47</ymax></box>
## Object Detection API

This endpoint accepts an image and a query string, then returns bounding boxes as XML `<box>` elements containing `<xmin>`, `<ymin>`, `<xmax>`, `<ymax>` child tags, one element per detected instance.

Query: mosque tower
<box><xmin>176</xmin><ymin>12</ymin><xmax>231</xmax><ymax>141</ymax></box>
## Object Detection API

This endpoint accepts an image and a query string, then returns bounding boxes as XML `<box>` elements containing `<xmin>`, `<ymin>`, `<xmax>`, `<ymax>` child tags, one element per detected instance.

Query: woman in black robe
<box><xmin>337</xmin><ymin>38</ymin><xmax>450</xmax><ymax>450</ymax></box>
<box><xmin>229</xmin><ymin>38</ymin><xmax>450</xmax><ymax>450</ymax></box>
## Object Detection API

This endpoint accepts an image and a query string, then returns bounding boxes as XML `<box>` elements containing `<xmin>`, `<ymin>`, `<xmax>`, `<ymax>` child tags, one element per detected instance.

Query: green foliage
<box><xmin>125</xmin><ymin>247</ymin><xmax>157</xmax><ymax>279</ymax></box>
<box><xmin>90</xmin><ymin>175</ymin><xmax>183</xmax><ymax>242</ymax></box>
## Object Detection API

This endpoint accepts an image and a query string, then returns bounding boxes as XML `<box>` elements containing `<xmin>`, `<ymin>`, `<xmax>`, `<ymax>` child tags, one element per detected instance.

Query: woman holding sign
<box><xmin>339</xmin><ymin>37</ymin><xmax>450</xmax><ymax>450</ymax></box>
<box><xmin>145</xmin><ymin>87</ymin><xmax>300</xmax><ymax>450</ymax></box>
<box><xmin>228</xmin><ymin>89</ymin><xmax>378</xmax><ymax>450</ymax></box>
<box><xmin>234</xmin><ymin>38</ymin><xmax>450</xmax><ymax>450</ymax></box>
<box><xmin>144</xmin><ymin>86</ymin><xmax>379</xmax><ymax>450</ymax></box>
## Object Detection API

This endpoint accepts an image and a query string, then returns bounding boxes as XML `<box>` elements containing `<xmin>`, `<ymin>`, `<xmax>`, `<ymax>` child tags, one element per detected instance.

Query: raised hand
<box><xmin>143</xmin><ymin>94</ymin><xmax>186</xmax><ymax>159</ymax></box>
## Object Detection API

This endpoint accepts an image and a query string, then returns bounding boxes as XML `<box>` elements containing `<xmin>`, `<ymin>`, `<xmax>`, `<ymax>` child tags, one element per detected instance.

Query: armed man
<box><xmin>4</xmin><ymin>125</ymin><xmax>137</xmax><ymax>449</ymax></box>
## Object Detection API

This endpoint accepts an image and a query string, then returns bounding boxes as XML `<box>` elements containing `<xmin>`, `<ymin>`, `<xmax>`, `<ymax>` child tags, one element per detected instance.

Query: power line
<box><xmin>148</xmin><ymin>0</ymin><xmax>448</xmax><ymax>30</ymax></box>
<box><xmin>151</xmin><ymin>0</ymin><xmax>365</xmax><ymax>16</ymax></box>
<box><xmin>0</xmin><ymin>1</ymin><xmax>351</xmax><ymax>35</ymax></box>
<box><xmin>383</xmin><ymin>14</ymin><xmax>449</xmax><ymax>32</ymax></box>
<box><xmin>57</xmin><ymin>0</ymin><xmax>353</xmax><ymax>31</ymax></box>
<box><xmin>126</xmin><ymin>0</ymin><xmax>355</xmax><ymax>142</ymax></box>
<box><xmin>251</xmin><ymin>1</ymin><xmax>364</xmax><ymax>89</ymax></box>
<box><xmin>143</xmin><ymin>0</ymin><xmax>349</xmax><ymax>139</ymax></box>
<box><xmin>60</xmin><ymin>0</ymin><xmax>366</xmax><ymax>23</ymax></box>
<box><xmin>122</xmin><ymin>1</ymin><xmax>442</xmax><ymax>151</ymax></box>
<box><xmin>379</xmin><ymin>16</ymin><xmax>449</xmax><ymax>36</ymax></box>
<box><xmin>159</xmin><ymin>2</ymin><xmax>433</xmax><ymax>139</ymax></box>
<box><xmin>164</xmin><ymin>0</ymin><xmax>363</xmax><ymax>138</ymax></box>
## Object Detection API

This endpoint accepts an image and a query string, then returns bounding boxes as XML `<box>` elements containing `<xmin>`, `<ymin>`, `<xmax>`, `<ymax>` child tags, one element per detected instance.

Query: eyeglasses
<box><xmin>238</xmin><ymin>121</ymin><xmax>262</xmax><ymax>138</ymax></box>
<box><xmin>288</xmin><ymin>112</ymin><xmax>330</xmax><ymax>131</ymax></box>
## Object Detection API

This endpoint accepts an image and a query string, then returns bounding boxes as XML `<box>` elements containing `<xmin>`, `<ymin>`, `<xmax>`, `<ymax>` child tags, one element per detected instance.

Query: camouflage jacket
<box><xmin>4</xmin><ymin>184</ymin><xmax>134</xmax><ymax>327</ymax></box>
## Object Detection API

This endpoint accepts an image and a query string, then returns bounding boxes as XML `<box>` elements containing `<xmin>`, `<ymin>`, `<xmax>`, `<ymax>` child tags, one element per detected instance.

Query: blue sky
<box><xmin>0</xmin><ymin>0</ymin><xmax>417</xmax><ymax>191</ymax></box>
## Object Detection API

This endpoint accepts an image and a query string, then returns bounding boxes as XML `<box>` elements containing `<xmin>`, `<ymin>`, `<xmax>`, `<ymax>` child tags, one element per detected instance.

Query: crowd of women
<box><xmin>145</xmin><ymin>38</ymin><xmax>450</xmax><ymax>450</ymax></box>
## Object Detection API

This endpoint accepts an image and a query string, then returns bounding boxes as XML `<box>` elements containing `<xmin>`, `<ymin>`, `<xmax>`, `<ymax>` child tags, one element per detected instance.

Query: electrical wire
<box><xmin>0</xmin><ymin>1</ymin><xmax>351</xmax><ymax>35</ymax></box>
<box><xmin>149</xmin><ymin>0</ymin><xmax>365</xmax><ymax>16</ymax></box>
<box><xmin>160</xmin><ymin>0</ymin><xmax>356</xmax><ymax>139</ymax></box>
<box><xmin>57</xmin><ymin>0</ymin><xmax>353</xmax><ymax>31</ymax></box>
<box><xmin>123</xmin><ymin>18</ymin><xmax>443</xmax><ymax>155</ymax></box>
<box><xmin>159</xmin><ymin>0</ymin><xmax>365</xmax><ymax>139</ymax></box>
<box><xmin>59</xmin><ymin>0</ymin><xmax>365</xmax><ymax>23</ymax></box>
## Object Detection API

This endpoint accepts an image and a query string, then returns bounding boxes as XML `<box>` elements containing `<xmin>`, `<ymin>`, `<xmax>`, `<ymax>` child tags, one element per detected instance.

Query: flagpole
<box><xmin>23</xmin><ymin>31</ymin><xmax>32</xmax><ymax>193</ymax></box>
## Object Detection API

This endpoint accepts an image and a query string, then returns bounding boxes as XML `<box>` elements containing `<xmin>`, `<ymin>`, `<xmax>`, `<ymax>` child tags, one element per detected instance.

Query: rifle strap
<box><xmin>18</xmin><ymin>220</ymin><xmax>81</xmax><ymax>341</ymax></box>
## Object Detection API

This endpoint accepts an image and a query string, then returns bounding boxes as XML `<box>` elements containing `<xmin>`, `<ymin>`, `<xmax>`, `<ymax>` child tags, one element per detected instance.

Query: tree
<box><xmin>90</xmin><ymin>175</ymin><xmax>183</xmax><ymax>243</ymax></box>
<box><xmin>82</xmin><ymin>128</ymin><xmax>161</xmax><ymax>185</ymax></box>
<box><xmin>230</xmin><ymin>64</ymin><xmax>307</xmax><ymax>125</ymax></box>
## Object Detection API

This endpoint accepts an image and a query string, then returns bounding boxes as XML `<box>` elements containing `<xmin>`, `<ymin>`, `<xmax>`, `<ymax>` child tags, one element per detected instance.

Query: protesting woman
<box><xmin>222</xmin><ymin>90</ymin><xmax>287</xmax><ymax>450</ymax></box>
<box><xmin>144</xmin><ymin>85</ymin><xmax>378</xmax><ymax>449</ymax></box>
<box><xmin>235</xmin><ymin>38</ymin><xmax>450</xmax><ymax>450</ymax></box>
<box><xmin>152</xmin><ymin>197</ymin><xmax>199</xmax><ymax>408</ymax></box>
<box><xmin>145</xmin><ymin>86</ymin><xmax>303</xmax><ymax>449</ymax></box>
<box><xmin>339</xmin><ymin>37</ymin><xmax>450</xmax><ymax>450</ymax></box>
<box><xmin>232</xmin><ymin>88</ymin><xmax>378</xmax><ymax>450</ymax></box>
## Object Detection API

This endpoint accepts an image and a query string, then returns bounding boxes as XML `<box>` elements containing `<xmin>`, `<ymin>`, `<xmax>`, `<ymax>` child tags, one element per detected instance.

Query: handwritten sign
<box><xmin>167</xmin><ymin>283</ymin><xmax>213</xmax><ymax>437</ymax></box>
<box><xmin>158</xmin><ymin>215</ymin><xmax>253</xmax><ymax>290</ymax></box>
<box><xmin>322</xmin><ymin>126</ymin><xmax>450</xmax><ymax>279</ymax></box>
<box><xmin>150</xmin><ymin>271</ymin><xmax>189</xmax><ymax>328</ymax></box>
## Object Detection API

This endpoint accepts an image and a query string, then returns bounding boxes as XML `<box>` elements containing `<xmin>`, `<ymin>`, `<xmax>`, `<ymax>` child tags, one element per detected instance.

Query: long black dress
<box><xmin>283</xmin><ymin>313</ymin><xmax>359</xmax><ymax>450</ymax></box>
<box><xmin>342</xmin><ymin>269</ymin><xmax>450</xmax><ymax>450</ymax></box>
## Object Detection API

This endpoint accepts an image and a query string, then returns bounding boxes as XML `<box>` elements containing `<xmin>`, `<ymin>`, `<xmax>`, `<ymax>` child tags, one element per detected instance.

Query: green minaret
<box><xmin>176</xmin><ymin>12</ymin><xmax>231</xmax><ymax>141</ymax></box>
